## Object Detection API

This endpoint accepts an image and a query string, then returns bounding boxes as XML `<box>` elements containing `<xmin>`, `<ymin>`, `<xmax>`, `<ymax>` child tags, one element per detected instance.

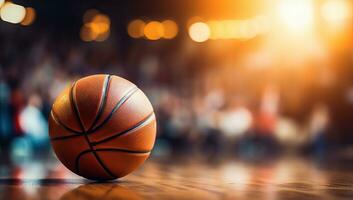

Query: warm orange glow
<box><xmin>321</xmin><ymin>0</ymin><xmax>353</xmax><ymax>27</ymax></box>
<box><xmin>206</xmin><ymin>17</ymin><xmax>266</xmax><ymax>40</ymax></box>
<box><xmin>80</xmin><ymin>11</ymin><xmax>111</xmax><ymax>42</ymax></box>
<box><xmin>87</xmin><ymin>20</ymin><xmax>109</xmax><ymax>34</ymax></box>
<box><xmin>21</xmin><ymin>7</ymin><xmax>36</xmax><ymax>26</ymax></box>
<box><xmin>92</xmin><ymin>14</ymin><xmax>110</xmax><ymax>26</ymax></box>
<box><xmin>0</xmin><ymin>0</ymin><xmax>4</xmax><ymax>7</ymax></box>
<box><xmin>0</xmin><ymin>2</ymin><xmax>26</xmax><ymax>24</ymax></box>
<box><xmin>208</xmin><ymin>20</ymin><xmax>225</xmax><ymax>39</ymax></box>
<box><xmin>161</xmin><ymin>20</ymin><xmax>178</xmax><ymax>39</ymax></box>
<box><xmin>128</xmin><ymin>19</ymin><xmax>178</xmax><ymax>40</ymax></box>
<box><xmin>276</xmin><ymin>0</ymin><xmax>314</xmax><ymax>32</ymax></box>
<box><xmin>241</xmin><ymin>20</ymin><xmax>260</xmax><ymax>39</ymax></box>
<box><xmin>144</xmin><ymin>21</ymin><xmax>164</xmax><ymax>40</ymax></box>
<box><xmin>95</xmin><ymin>30</ymin><xmax>110</xmax><ymax>42</ymax></box>
<box><xmin>252</xmin><ymin>15</ymin><xmax>270</xmax><ymax>34</ymax></box>
<box><xmin>127</xmin><ymin>19</ymin><xmax>145</xmax><ymax>38</ymax></box>
<box><xmin>86</xmin><ymin>22</ymin><xmax>108</xmax><ymax>35</ymax></box>
<box><xmin>189</xmin><ymin>22</ymin><xmax>210</xmax><ymax>43</ymax></box>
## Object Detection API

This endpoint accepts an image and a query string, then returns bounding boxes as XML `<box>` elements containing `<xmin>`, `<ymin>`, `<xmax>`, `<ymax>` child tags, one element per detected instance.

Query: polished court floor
<box><xmin>0</xmin><ymin>157</ymin><xmax>352</xmax><ymax>200</ymax></box>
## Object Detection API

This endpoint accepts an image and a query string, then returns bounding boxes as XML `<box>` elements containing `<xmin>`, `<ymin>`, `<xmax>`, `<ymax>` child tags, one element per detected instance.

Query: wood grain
<box><xmin>0</xmin><ymin>158</ymin><xmax>352</xmax><ymax>200</ymax></box>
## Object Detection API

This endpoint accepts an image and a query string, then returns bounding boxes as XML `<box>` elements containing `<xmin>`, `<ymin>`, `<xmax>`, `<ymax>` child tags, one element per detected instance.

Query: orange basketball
<box><xmin>49</xmin><ymin>74</ymin><xmax>156</xmax><ymax>180</ymax></box>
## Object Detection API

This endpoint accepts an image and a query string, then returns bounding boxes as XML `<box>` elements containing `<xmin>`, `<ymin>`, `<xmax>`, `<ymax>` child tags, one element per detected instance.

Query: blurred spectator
<box><xmin>309</xmin><ymin>103</ymin><xmax>330</xmax><ymax>158</ymax></box>
<box><xmin>19</xmin><ymin>94</ymin><xmax>49</xmax><ymax>151</ymax></box>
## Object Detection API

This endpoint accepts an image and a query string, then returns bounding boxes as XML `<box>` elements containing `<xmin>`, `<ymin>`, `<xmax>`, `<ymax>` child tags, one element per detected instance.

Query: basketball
<box><xmin>48</xmin><ymin>74</ymin><xmax>156</xmax><ymax>180</ymax></box>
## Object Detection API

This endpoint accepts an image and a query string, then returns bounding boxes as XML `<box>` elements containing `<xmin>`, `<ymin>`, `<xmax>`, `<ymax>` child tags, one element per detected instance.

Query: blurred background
<box><xmin>1</xmin><ymin>0</ymin><xmax>353</xmax><ymax>168</ymax></box>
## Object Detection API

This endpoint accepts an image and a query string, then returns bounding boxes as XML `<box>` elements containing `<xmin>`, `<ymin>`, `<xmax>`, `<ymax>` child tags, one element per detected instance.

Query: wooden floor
<box><xmin>0</xmin><ymin>157</ymin><xmax>352</xmax><ymax>200</ymax></box>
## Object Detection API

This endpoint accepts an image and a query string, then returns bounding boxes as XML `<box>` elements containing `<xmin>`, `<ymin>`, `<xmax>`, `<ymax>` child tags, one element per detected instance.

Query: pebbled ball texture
<box><xmin>49</xmin><ymin>74</ymin><xmax>156</xmax><ymax>180</ymax></box>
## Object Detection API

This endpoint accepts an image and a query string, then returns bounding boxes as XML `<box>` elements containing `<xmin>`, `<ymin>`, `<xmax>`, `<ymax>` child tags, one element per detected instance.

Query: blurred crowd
<box><xmin>0</xmin><ymin>25</ymin><xmax>352</xmax><ymax>163</ymax></box>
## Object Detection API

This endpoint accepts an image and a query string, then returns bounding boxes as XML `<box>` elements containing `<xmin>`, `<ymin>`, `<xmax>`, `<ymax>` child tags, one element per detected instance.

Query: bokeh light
<box><xmin>95</xmin><ymin>30</ymin><xmax>110</xmax><ymax>42</ymax></box>
<box><xmin>80</xmin><ymin>11</ymin><xmax>111</xmax><ymax>42</ymax></box>
<box><xmin>161</xmin><ymin>20</ymin><xmax>178</xmax><ymax>39</ymax></box>
<box><xmin>188</xmin><ymin>22</ymin><xmax>210</xmax><ymax>42</ymax></box>
<box><xmin>321</xmin><ymin>0</ymin><xmax>353</xmax><ymax>27</ymax></box>
<box><xmin>128</xmin><ymin>19</ymin><xmax>178</xmax><ymax>40</ymax></box>
<box><xmin>89</xmin><ymin>14</ymin><xmax>110</xmax><ymax>34</ymax></box>
<box><xmin>0</xmin><ymin>2</ymin><xmax>26</xmax><ymax>24</ymax></box>
<box><xmin>0</xmin><ymin>0</ymin><xmax>4</xmax><ymax>7</ymax></box>
<box><xmin>144</xmin><ymin>21</ymin><xmax>164</xmax><ymax>40</ymax></box>
<box><xmin>276</xmin><ymin>0</ymin><xmax>314</xmax><ymax>32</ymax></box>
<box><xmin>208</xmin><ymin>20</ymin><xmax>225</xmax><ymax>39</ymax></box>
<box><xmin>252</xmin><ymin>15</ymin><xmax>270</xmax><ymax>34</ymax></box>
<box><xmin>127</xmin><ymin>19</ymin><xmax>146</xmax><ymax>38</ymax></box>
<box><xmin>21</xmin><ymin>7</ymin><xmax>36</xmax><ymax>26</ymax></box>
<box><xmin>207</xmin><ymin>18</ymin><xmax>264</xmax><ymax>40</ymax></box>
<box><xmin>219</xmin><ymin>107</ymin><xmax>253</xmax><ymax>136</ymax></box>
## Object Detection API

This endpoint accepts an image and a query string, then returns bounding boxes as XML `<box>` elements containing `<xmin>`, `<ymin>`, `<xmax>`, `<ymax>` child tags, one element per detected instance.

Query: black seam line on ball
<box><xmin>75</xmin><ymin>148</ymin><xmax>151</xmax><ymax>176</ymax></box>
<box><xmin>87</xmin><ymin>87</ymin><xmax>139</xmax><ymax>134</ymax></box>
<box><xmin>51</xmin><ymin>134</ymin><xmax>82</xmax><ymax>141</ymax></box>
<box><xmin>74</xmin><ymin>149</ymin><xmax>91</xmax><ymax>175</ymax></box>
<box><xmin>87</xmin><ymin>75</ymin><xmax>111</xmax><ymax>132</ymax></box>
<box><xmin>50</xmin><ymin>75</ymin><xmax>111</xmax><ymax>141</ymax></box>
<box><xmin>91</xmin><ymin>112</ymin><xmax>155</xmax><ymax>146</ymax></box>
<box><xmin>70</xmin><ymin>81</ymin><xmax>116</xmax><ymax>179</ymax></box>
<box><xmin>70</xmin><ymin>82</ymin><xmax>86</xmax><ymax>131</ymax></box>
<box><xmin>50</xmin><ymin>111</ymin><xmax>82</xmax><ymax>135</ymax></box>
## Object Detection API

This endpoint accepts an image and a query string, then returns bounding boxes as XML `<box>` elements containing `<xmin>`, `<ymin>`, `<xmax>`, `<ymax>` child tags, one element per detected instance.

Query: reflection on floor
<box><xmin>0</xmin><ymin>157</ymin><xmax>352</xmax><ymax>200</ymax></box>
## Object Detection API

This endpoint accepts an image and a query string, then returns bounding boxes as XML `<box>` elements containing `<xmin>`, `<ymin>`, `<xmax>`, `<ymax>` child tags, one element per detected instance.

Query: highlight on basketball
<box><xmin>0</xmin><ymin>0</ymin><xmax>352</xmax><ymax>199</ymax></box>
